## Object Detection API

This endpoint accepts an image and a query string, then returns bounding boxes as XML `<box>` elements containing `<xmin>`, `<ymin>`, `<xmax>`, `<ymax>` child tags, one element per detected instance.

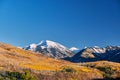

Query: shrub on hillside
<box><xmin>0</xmin><ymin>71</ymin><xmax>36</xmax><ymax>80</ymax></box>
<box><xmin>61</xmin><ymin>66</ymin><xmax>76</xmax><ymax>73</ymax></box>
<box><xmin>96</xmin><ymin>66</ymin><xmax>116</xmax><ymax>79</ymax></box>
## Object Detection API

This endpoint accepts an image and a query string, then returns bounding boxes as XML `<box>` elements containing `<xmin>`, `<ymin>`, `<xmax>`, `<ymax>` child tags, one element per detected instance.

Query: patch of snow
<box><xmin>94</xmin><ymin>46</ymin><xmax>100</xmax><ymax>48</ymax></box>
<box><xmin>29</xmin><ymin>44</ymin><xmax>37</xmax><ymax>51</ymax></box>
<box><xmin>92</xmin><ymin>48</ymin><xmax>106</xmax><ymax>53</ymax></box>
<box><xmin>70</xmin><ymin>47</ymin><xmax>80</xmax><ymax>53</ymax></box>
<box><xmin>84</xmin><ymin>46</ymin><xmax>87</xmax><ymax>49</ymax></box>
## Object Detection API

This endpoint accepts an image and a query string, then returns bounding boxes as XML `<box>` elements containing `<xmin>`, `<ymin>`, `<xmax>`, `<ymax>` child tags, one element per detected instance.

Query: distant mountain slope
<box><xmin>71</xmin><ymin>46</ymin><xmax>120</xmax><ymax>62</ymax></box>
<box><xmin>24</xmin><ymin>40</ymin><xmax>74</xmax><ymax>59</ymax></box>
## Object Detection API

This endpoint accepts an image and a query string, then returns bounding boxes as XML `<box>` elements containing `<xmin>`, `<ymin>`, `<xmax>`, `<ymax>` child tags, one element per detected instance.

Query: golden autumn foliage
<box><xmin>0</xmin><ymin>43</ymin><xmax>120</xmax><ymax>80</ymax></box>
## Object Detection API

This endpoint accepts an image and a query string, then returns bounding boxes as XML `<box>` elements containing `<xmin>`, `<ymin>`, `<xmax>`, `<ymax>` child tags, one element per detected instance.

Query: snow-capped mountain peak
<box><xmin>69</xmin><ymin>47</ymin><xmax>80</xmax><ymax>53</ymax></box>
<box><xmin>38</xmin><ymin>40</ymin><xmax>67</xmax><ymax>49</ymax></box>
<box><xmin>24</xmin><ymin>40</ymin><xmax>74</xmax><ymax>59</ymax></box>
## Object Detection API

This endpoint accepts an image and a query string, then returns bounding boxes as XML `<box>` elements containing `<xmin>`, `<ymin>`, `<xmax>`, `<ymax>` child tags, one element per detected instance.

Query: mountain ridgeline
<box><xmin>24</xmin><ymin>40</ymin><xmax>120</xmax><ymax>63</ymax></box>
<box><xmin>71</xmin><ymin>46</ymin><xmax>120</xmax><ymax>62</ymax></box>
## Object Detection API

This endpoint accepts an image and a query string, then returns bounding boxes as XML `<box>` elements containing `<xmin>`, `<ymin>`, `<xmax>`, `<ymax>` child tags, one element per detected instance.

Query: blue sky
<box><xmin>0</xmin><ymin>0</ymin><xmax>120</xmax><ymax>49</ymax></box>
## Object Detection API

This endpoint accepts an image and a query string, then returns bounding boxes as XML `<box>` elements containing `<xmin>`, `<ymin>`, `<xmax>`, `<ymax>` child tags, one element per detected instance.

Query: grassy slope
<box><xmin>0</xmin><ymin>43</ymin><xmax>114</xmax><ymax>80</ymax></box>
<box><xmin>81</xmin><ymin>61</ymin><xmax>120</xmax><ymax>79</ymax></box>
<box><xmin>0</xmin><ymin>42</ymin><xmax>74</xmax><ymax>71</ymax></box>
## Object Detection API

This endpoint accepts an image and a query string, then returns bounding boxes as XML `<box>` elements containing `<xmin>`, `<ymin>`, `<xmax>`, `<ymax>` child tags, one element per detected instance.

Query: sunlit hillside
<box><xmin>81</xmin><ymin>61</ymin><xmax>120</xmax><ymax>79</ymax></box>
<box><xmin>0</xmin><ymin>42</ymin><xmax>74</xmax><ymax>71</ymax></box>
<box><xmin>0</xmin><ymin>42</ymin><xmax>104</xmax><ymax>80</ymax></box>
<box><xmin>1</xmin><ymin>43</ymin><xmax>120</xmax><ymax>80</ymax></box>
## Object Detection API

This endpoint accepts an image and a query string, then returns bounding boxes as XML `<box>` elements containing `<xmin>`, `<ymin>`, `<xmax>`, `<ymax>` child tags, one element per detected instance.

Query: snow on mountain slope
<box><xmin>71</xmin><ymin>46</ymin><xmax>120</xmax><ymax>62</ymax></box>
<box><xmin>85</xmin><ymin>47</ymin><xmax>106</xmax><ymax>53</ymax></box>
<box><xmin>24</xmin><ymin>40</ymin><xmax>74</xmax><ymax>59</ymax></box>
<box><xmin>69</xmin><ymin>47</ymin><xmax>80</xmax><ymax>53</ymax></box>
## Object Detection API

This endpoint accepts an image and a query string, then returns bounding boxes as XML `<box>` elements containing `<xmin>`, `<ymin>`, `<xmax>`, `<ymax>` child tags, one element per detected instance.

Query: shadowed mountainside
<box><xmin>70</xmin><ymin>46</ymin><xmax>120</xmax><ymax>63</ymax></box>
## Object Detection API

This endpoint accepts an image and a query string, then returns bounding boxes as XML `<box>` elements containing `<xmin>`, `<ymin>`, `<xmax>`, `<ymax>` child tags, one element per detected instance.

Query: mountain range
<box><xmin>71</xmin><ymin>46</ymin><xmax>120</xmax><ymax>62</ymax></box>
<box><xmin>24</xmin><ymin>40</ymin><xmax>120</xmax><ymax>63</ymax></box>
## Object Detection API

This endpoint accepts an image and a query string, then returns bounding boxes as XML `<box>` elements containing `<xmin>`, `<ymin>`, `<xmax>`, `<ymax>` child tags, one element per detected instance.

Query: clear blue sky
<box><xmin>0</xmin><ymin>0</ymin><xmax>120</xmax><ymax>49</ymax></box>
